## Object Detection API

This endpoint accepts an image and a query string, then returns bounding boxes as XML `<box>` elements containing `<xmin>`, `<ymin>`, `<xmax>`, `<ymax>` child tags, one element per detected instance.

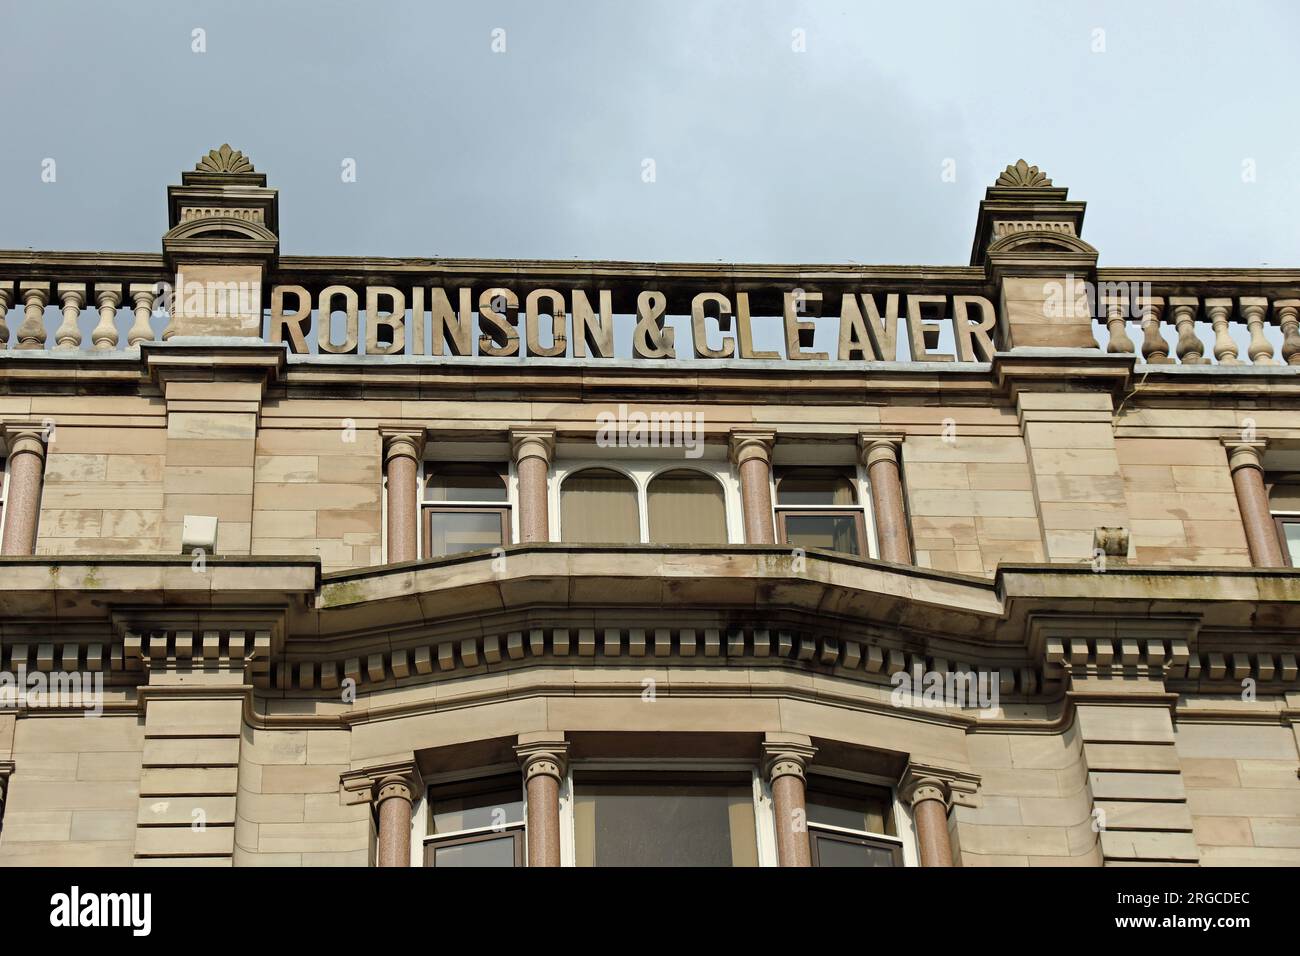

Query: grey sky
<box><xmin>2</xmin><ymin>0</ymin><xmax>1297</xmax><ymax>268</ymax></box>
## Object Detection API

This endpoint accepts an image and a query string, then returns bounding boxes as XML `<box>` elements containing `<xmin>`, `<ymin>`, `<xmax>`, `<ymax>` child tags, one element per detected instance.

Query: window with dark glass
<box><xmin>1269</xmin><ymin>477</ymin><xmax>1300</xmax><ymax>567</ymax></box>
<box><xmin>805</xmin><ymin>775</ymin><xmax>903</xmax><ymax>867</ymax></box>
<box><xmin>573</xmin><ymin>772</ymin><xmax>758</xmax><ymax>866</ymax></box>
<box><xmin>422</xmin><ymin>463</ymin><xmax>510</xmax><ymax>558</ymax></box>
<box><xmin>774</xmin><ymin>468</ymin><xmax>868</xmax><ymax>556</ymax></box>
<box><xmin>424</xmin><ymin>775</ymin><xmax>525</xmax><ymax>867</ymax></box>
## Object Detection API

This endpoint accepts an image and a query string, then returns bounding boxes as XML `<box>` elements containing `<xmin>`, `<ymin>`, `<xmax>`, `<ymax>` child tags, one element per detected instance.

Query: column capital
<box><xmin>514</xmin><ymin>732</ymin><xmax>568</xmax><ymax>783</ymax></box>
<box><xmin>899</xmin><ymin>761</ymin><xmax>981</xmax><ymax>810</ymax></box>
<box><xmin>1222</xmin><ymin>438</ymin><xmax>1266</xmax><ymax>473</ymax></box>
<box><xmin>379</xmin><ymin>425</ymin><xmax>426</xmax><ymax>464</ymax></box>
<box><xmin>857</xmin><ymin>431</ymin><xmax>905</xmax><ymax>466</ymax></box>
<box><xmin>761</xmin><ymin>733</ymin><xmax>817</xmax><ymax>783</ymax></box>
<box><xmin>729</xmin><ymin>429</ymin><xmax>775</xmax><ymax>466</ymax></box>
<box><xmin>510</xmin><ymin>427</ymin><xmax>556</xmax><ymax>465</ymax></box>
<box><xmin>0</xmin><ymin>420</ymin><xmax>51</xmax><ymax>461</ymax></box>
<box><xmin>341</xmin><ymin>757</ymin><xmax>424</xmax><ymax>807</ymax></box>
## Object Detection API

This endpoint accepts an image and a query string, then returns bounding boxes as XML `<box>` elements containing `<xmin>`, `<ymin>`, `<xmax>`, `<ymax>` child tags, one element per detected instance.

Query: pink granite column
<box><xmin>1224</xmin><ymin>441</ymin><xmax>1285</xmax><ymax>567</ymax></box>
<box><xmin>375</xmin><ymin>772</ymin><xmax>418</xmax><ymax>867</ymax></box>
<box><xmin>730</xmin><ymin>431</ymin><xmax>776</xmax><ymax>545</ymax></box>
<box><xmin>861</xmin><ymin>435</ymin><xmax>912</xmax><ymax>564</ymax></box>
<box><xmin>382</xmin><ymin>429</ymin><xmax>424</xmax><ymax>564</ymax></box>
<box><xmin>1</xmin><ymin>426</ymin><xmax>49</xmax><ymax>556</ymax></box>
<box><xmin>510</xmin><ymin>429</ymin><xmax>555</xmax><ymax>544</ymax></box>
<box><xmin>763</xmin><ymin>735</ymin><xmax>816</xmax><ymax>866</ymax></box>
<box><xmin>515</xmin><ymin>735</ymin><xmax>567</xmax><ymax>867</ymax></box>
<box><xmin>903</xmin><ymin>773</ymin><xmax>954</xmax><ymax>867</ymax></box>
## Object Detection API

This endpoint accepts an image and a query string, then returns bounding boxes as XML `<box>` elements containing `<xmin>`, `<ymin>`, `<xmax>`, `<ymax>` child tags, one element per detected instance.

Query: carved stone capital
<box><xmin>899</xmin><ymin>761</ymin><xmax>981</xmax><ymax>810</ymax></box>
<box><xmin>729</xmin><ymin>430</ymin><xmax>775</xmax><ymax>467</ymax></box>
<box><xmin>858</xmin><ymin>432</ymin><xmax>905</xmax><ymax>467</ymax></box>
<box><xmin>341</xmin><ymin>757</ymin><xmax>423</xmax><ymax>808</ymax></box>
<box><xmin>761</xmin><ymin>733</ymin><xmax>817</xmax><ymax>784</ymax></box>
<box><xmin>379</xmin><ymin>426</ymin><xmax>426</xmax><ymax>465</ymax></box>
<box><xmin>514</xmin><ymin>733</ymin><xmax>569</xmax><ymax>783</ymax></box>
<box><xmin>1222</xmin><ymin>438</ymin><xmax>1266</xmax><ymax>473</ymax></box>
<box><xmin>510</xmin><ymin>428</ymin><xmax>556</xmax><ymax>466</ymax></box>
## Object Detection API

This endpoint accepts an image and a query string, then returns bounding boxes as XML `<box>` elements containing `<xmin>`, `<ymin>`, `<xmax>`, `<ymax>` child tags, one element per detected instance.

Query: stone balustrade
<box><xmin>1095</xmin><ymin>292</ymin><xmax>1300</xmax><ymax>366</ymax></box>
<box><xmin>0</xmin><ymin>279</ymin><xmax>169</xmax><ymax>351</ymax></box>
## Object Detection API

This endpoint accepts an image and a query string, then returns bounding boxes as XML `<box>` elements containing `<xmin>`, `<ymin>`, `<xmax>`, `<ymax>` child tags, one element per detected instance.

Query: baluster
<box><xmin>1169</xmin><ymin>296</ymin><xmax>1205</xmax><ymax>364</ymax></box>
<box><xmin>1275</xmin><ymin>300</ymin><xmax>1300</xmax><ymax>366</ymax></box>
<box><xmin>16</xmin><ymin>281</ymin><xmax>50</xmax><ymax>349</ymax></box>
<box><xmin>0</xmin><ymin>283</ymin><xmax>12</xmax><ymax>348</ymax></box>
<box><xmin>92</xmin><ymin>283</ymin><xmax>122</xmax><ymax>350</ymax></box>
<box><xmin>1137</xmin><ymin>296</ymin><xmax>1170</xmax><ymax>363</ymax></box>
<box><xmin>1104</xmin><ymin>292</ymin><xmax>1136</xmax><ymax>355</ymax></box>
<box><xmin>1205</xmin><ymin>298</ymin><xmax>1238</xmax><ymax>365</ymax></box>
<box><xmin>54</xmin><ymin>283</ymin><xmax>86</xmax><ymax>350</ymax></box>
<box><xmin>1240</xmin><ymin>297</ymin><xmax>1276</xmax><ymax>365</ymax></box>
<box><xmin>127</xmin><ymin>283</ymin><xmax>156</xmax><ymax>347</ymax></box>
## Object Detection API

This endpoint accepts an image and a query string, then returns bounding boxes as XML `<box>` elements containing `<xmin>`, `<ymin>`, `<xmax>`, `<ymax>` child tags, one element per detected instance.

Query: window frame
<box><xmin>551</xmin><ymin>459</ymin><xmax>742</xmax><ymax>546</ymax></box>
<box><xmin>1272</xmin><ymin>513</ymin><xmax>1300</xmax><ymax>567</ymax></box>
<box><xmin>803</xmin><ymin>767</ymin><xmax>916</xmax><ymax>867</ymax></box>
<box><xmin>416</xmin><ymin>458</ymin><xmax>516</xmax><ymax>561</ymax></box>
<box><xmin>0</xmin><ymin>455</ymin><xmax>8</xmax><ymax>544</ymax></box>
<box><xmin>420</xmin><ymin>764</ymin><xmax>528</xmax><ymax>868</ymax></box>
<box><xmin>772</xmin><ymin>465</ymin><xmax>877</xmax><ymax>559</ymax></box>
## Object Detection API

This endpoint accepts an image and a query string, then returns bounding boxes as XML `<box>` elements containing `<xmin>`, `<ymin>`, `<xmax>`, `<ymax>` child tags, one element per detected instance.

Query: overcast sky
<box><xmin>2</xmin><ymin>0</ymin><xmax>1297</xmax><ymax>268</ymax></box>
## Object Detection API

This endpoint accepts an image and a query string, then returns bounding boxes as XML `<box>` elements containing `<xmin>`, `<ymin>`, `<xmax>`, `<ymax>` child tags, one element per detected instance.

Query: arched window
<box><xmin>774</xmin><ymin>468</ymin><xmax>867</xmax><ymax>556</ymax></box>
<box><xmin>647</xmin><ymin>470</ymin><xmax>728</xmax><ymax>545</ymax></box>
<box><xmin>561</xmin><ymin>468</ymin><xmax>639</xmax><ymax>544</ymax></box>
<box><xmin>422</xmin><ymin>463</ymin><xmax>510</xmax><ymax>558</ymax></box>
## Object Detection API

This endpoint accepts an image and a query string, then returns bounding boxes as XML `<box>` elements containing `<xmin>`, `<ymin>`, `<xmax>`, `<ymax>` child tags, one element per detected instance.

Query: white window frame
<box><xmin>415</xmin><ymin>456</ymin><xmax>519</xmax><ymax>561</ymax></box>
<box><xmin>770</xmin><ymin>462</ymin><xmax>879</xmax><ymax>560</ymax></box>
<box><xmin>802</xmin><ymin>766</ymin><xmax>916</xmax><ymax>867</ymax></box>
<box><xmin>417</xmin><ymin>762</ymin><xmax>528</xmax><ymax>868</ymax></box>
<box><xmin>1271</xmin><ymin>508</ymin><xmax>1300</xmax><ymax>567</ymax></box>
<box><xmin>550</xmin><ymin>458</ymin><xmax>743</xmax><ymax>545</ymax></box>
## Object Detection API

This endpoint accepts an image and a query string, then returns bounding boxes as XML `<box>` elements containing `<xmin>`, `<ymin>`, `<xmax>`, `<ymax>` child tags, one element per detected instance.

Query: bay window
<box><xmin>805</xmin><ymin>775</ymin><xmax>904</xmax><ymax>867</ymax></box>
<box><xmin>557</xmin><ymin>464</ymin><xmax>735</xmax><ymax>545</ymax></box>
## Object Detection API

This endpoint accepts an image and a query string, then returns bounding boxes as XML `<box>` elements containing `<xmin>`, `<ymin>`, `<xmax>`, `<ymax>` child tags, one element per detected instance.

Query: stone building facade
<box><xmin>0</xmin><ymin>150</ymin><xmax>1296</xmax><ymax>867</ymax></box>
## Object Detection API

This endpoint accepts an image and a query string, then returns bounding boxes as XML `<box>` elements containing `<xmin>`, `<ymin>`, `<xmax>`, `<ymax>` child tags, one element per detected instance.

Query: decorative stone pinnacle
<box><xmin>994</xmin><ymin>159</ymin><xmax>1052</xmax><ymax>188</ymax></box>
<box><xmin>195</xmin><ymin>143</ymin><xmax>255</xmax><ymax>174</ymax></box>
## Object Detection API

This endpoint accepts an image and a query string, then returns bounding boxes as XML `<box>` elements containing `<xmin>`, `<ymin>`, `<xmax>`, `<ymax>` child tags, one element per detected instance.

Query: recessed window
<box><xmin>424</xmin><ymin>775</ymin><xmax>524</xmax><ymax>867</ymax></box>
<box><xmin>560</xmin><ymin>468</ymin><xmax>640</xmax><ymax>544</ymax></box>
<box><xmin>805</xmin><ymin>776</ymin><xmax>903</xmax><ymax>867</ymax></box>
<box><xmin>573</xmin><ymin>772</ymin><xmax>758</xmax><ymax>866</ymax></box>
<box><xmin>1269</xmin><ymin>478</ymin><xmax>1300</xmax><ymax>567</ymax></box>
<box><xmin>775</xmin><ymin>468</ymin><xmax>868</xmax><ymax>556</ymax></box>
<box><xmin>646</xmin><ymin>469</ymin><xmax>727</xmax><ymax>544</ymax></box>
<box><xmin>422</xmin><ymin>463</ymin><xmax>510</xmax><ymax>558</ymax></box>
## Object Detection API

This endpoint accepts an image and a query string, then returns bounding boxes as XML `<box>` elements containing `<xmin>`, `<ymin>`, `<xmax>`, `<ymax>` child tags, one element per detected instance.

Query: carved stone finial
<box><xmin>195</xmin><ymin>143</ymin><xmax>255</xmax><ymax>174</ymax></box>
<box><xmin>994</xmin><ymin>159</ymin><xmax>1052</xmax><ymax>188</ymax></box>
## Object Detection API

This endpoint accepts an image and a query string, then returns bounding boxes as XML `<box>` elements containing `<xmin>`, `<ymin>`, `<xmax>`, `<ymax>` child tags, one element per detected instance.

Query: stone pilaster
<box><xmin>145</xmin><ymin>343</ymin><xmax>284</xmax><ymax>556</ymax></box>
<box><xmin>899</xmin><ymin>764</ymin><xmax>959</xmax><ymax>867</ymax></box>
<box><xmin>514</xmin><ymin>732</ymin><xmax>568</xmax><ymax>867</ymax></box>
<box><xmin>510</xmin><ymin>429</ymin><xmax>555</xmax><ymax>544</ymax></box>
<box><xmin>1016</xmin><ymin>389</ymin><xmax>1131</xmax><ymax>562</ymax></box>
<box><xmin>730</xmin><ymin>430</ymin><xmax>776</xmax><ymax>545</ymax></box>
